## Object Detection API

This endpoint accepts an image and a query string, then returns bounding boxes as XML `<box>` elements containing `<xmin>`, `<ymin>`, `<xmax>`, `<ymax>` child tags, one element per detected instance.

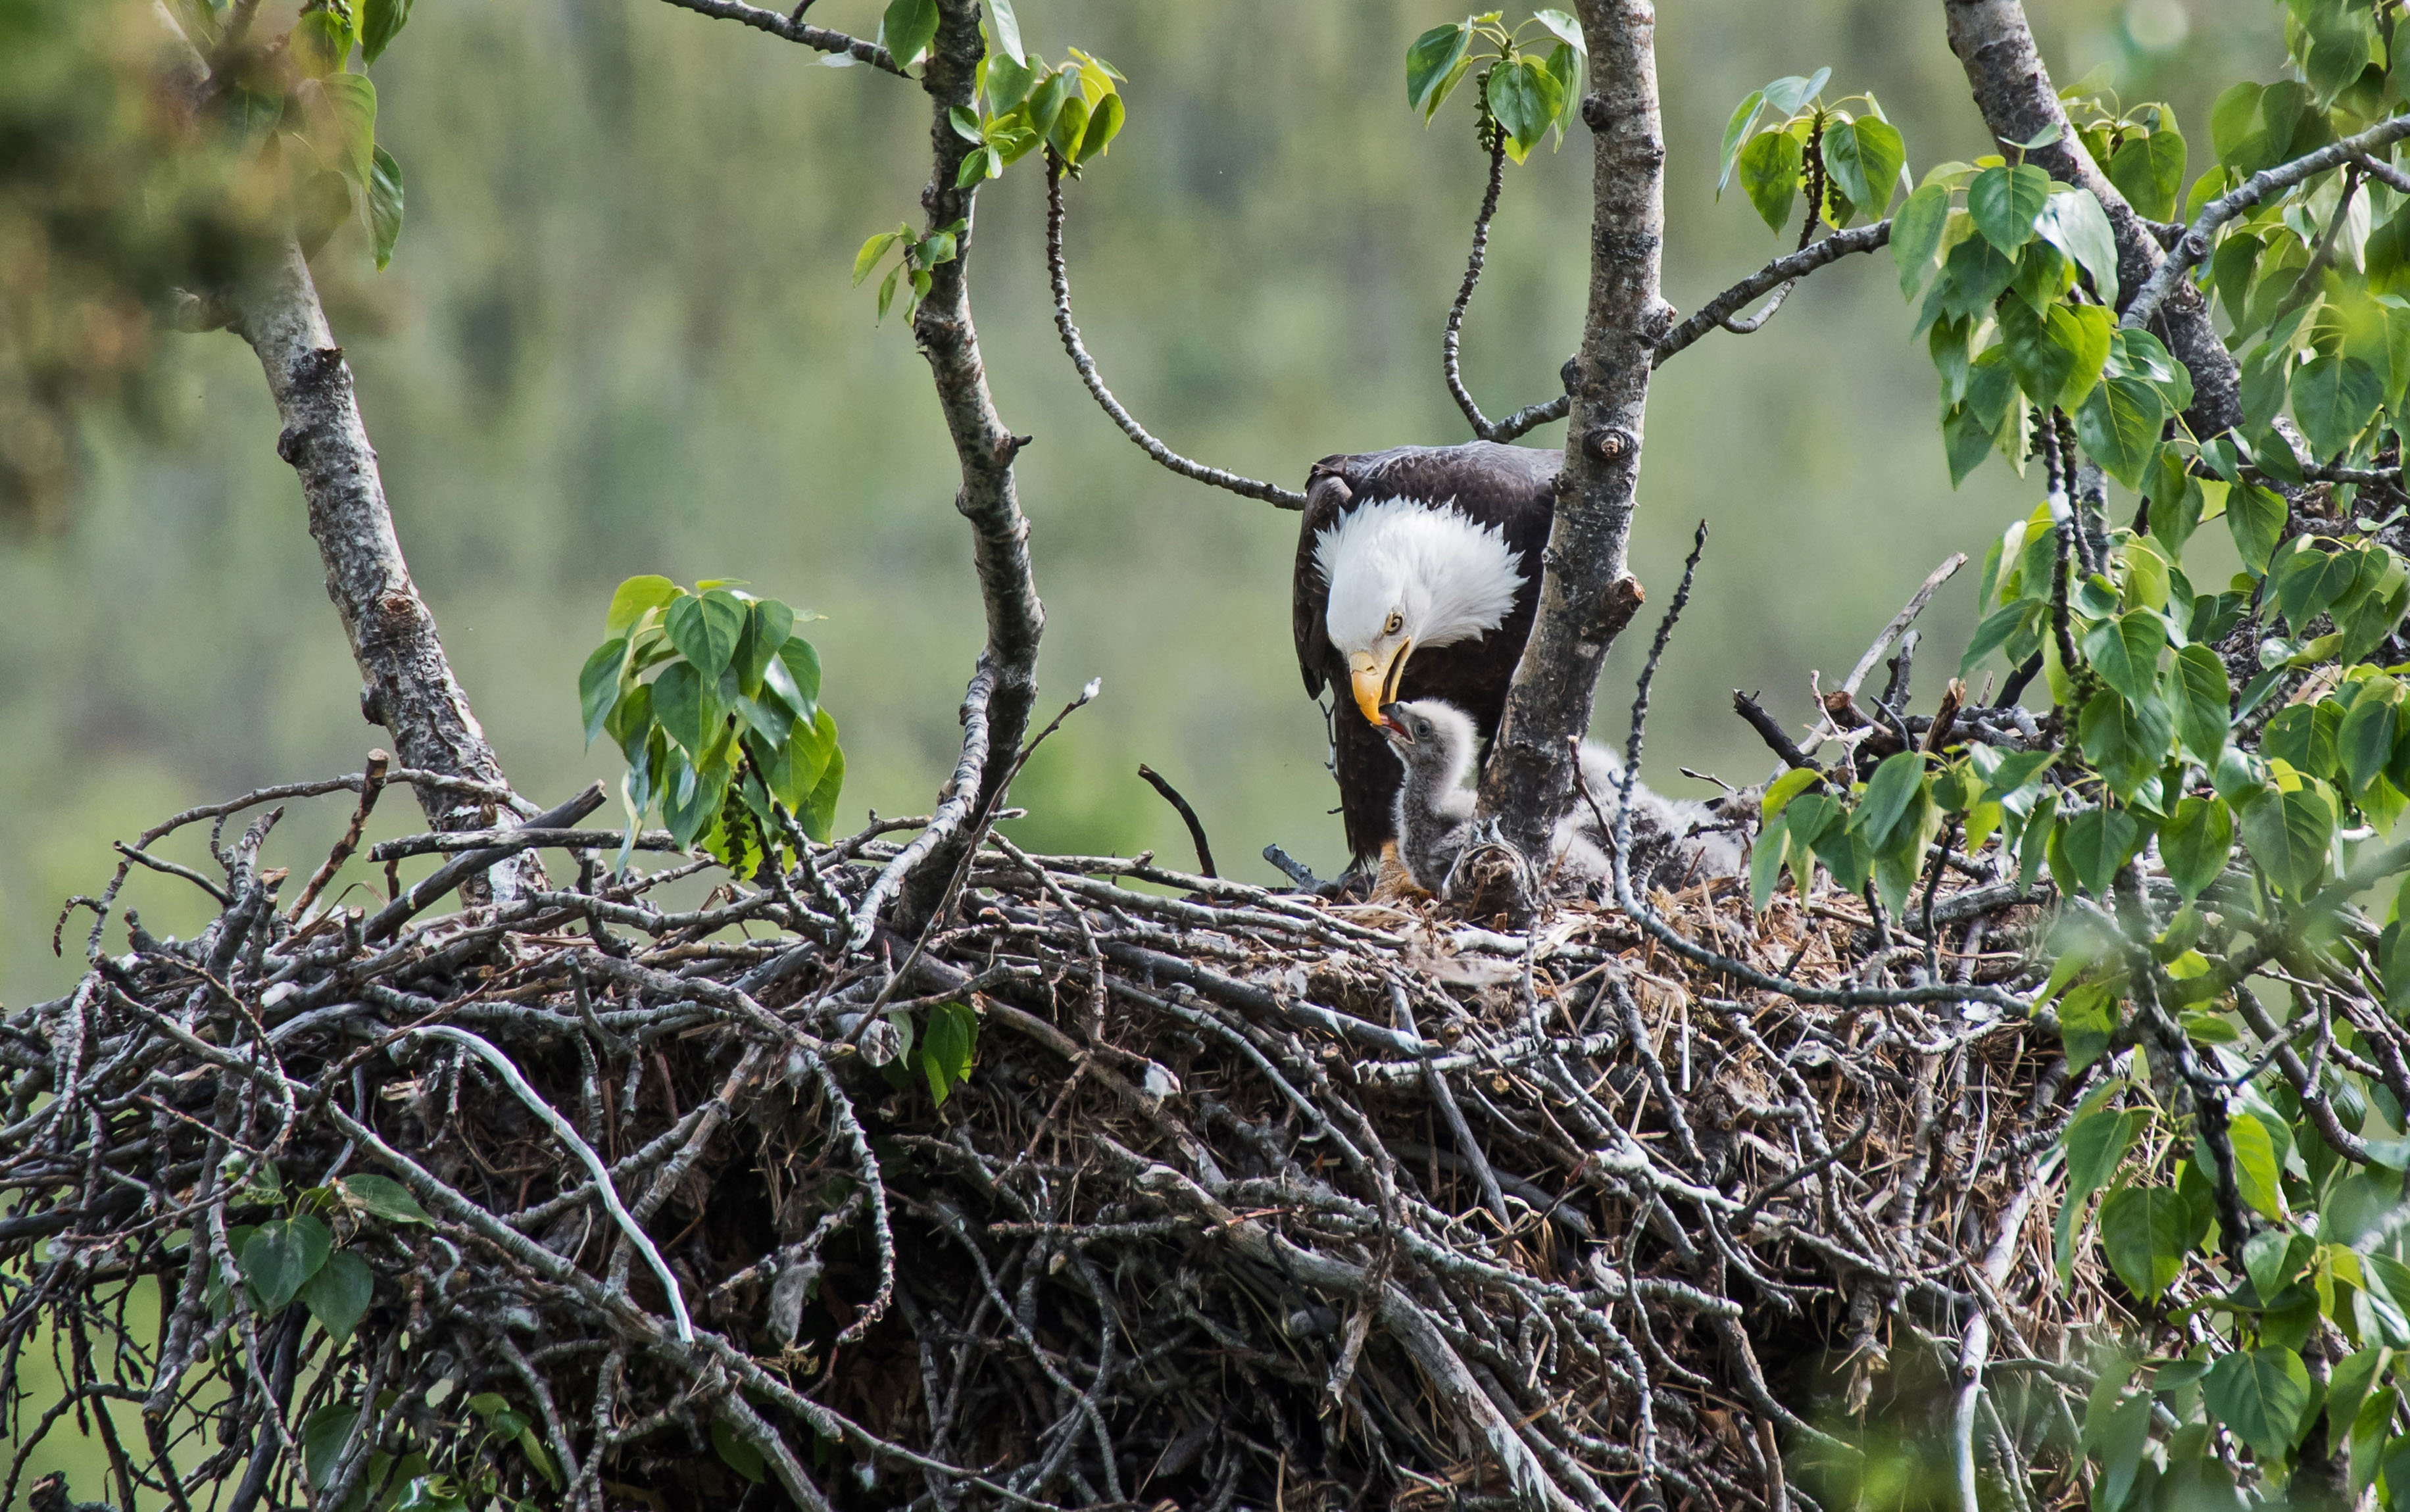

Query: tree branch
<box><xmin>231</xmin><ymin>263</ymin><xmax>529</xmax><ymax>850</ymax></box>
<box><xmin>148</xmin><ymin>4</ymin><xmax>541</xmax><ymax>898</ymax></box>
<box><xmin>1654</xmin><ymin>221</ymin><xmax>1892</xmax><ymax>363</ymax></box>
<box><xmin>1943</xmin><ymin>0</ymin><xmax>2240</xmax><ymax>435</ymax></box>
<box><xmin>1043</xmin><ymin>162</ymin><xmax>1306</xmax><ymax>508</ymax></box>
<box><xmin>1445</xmin><ymin>130</ymin><xmax>1514</xmax><ymax>439</ymax></box>
<box><xmin>649</xmin><ymin>0</ymin><xmax>900</xmax><ymax>73</ymax></box>
<box><xmin>1473</xmin><ymin>0</ymin><xmax>1665</xmax><ymax>858</ymax></box>
<box><xmin>2125</xmin><ymin>115</ymin><xmax>2410</xmax><ymax>331</ymax></box>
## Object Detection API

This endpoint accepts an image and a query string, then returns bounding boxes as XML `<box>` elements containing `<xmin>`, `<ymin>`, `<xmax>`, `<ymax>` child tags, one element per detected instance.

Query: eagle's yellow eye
<box><xmin>1384</xmin><ymin>612</ymin><xmax>1404</xmax><ymax>636</ymax></box>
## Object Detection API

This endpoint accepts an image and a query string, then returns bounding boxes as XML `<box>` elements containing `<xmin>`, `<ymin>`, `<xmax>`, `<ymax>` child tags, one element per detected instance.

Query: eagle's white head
<box><xmin>1313</xmin><ymin>497</ymin><xmax>1527</xmax><ymax>728</ymax></box>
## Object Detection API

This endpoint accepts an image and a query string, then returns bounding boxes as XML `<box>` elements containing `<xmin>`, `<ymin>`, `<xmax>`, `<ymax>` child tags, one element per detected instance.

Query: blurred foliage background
<box><xmin>0</xmin><ymin>0</ymin><xmax>2284</xmax><ymax>1018</ymax></box>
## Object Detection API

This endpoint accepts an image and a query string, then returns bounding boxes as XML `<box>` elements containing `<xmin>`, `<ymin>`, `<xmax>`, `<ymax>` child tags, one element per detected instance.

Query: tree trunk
<box><xmin>1942</xmin><ymin>0</ymin><xmax>2241</xmax><ymax>435</ymax></box>
<box><xmin>887</xmin><ymin>0</ymin><xmax>1047</xmax><ymax>931</ymax></box>
<box><xmin>151</xmin><ymin>3</ymin><xmax>535</xmax><ymax>893</ymax></box>
<box><xmin>1471</xmin><ymin>0</ymin><xmax>1662</xmax><ymax>859</ymax></box>
<box><xmin>230</xmin><ymin>240</ymin><xmax>541</xmax><ymax>892</ymax></box>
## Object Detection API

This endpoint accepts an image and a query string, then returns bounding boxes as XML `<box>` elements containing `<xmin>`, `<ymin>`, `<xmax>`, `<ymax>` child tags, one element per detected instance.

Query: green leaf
<box><xmin>303</xmin><ymin>1404</ymin><xmax>361</xmax><ymax>1492</ymax></box>
<box><xmin>2083</xmin><ymin>612</ymin><xmax>2169</xmax><ymax>706</ymax></box>
<box><xmin>1406</xmin><ymin>24</ymin><xmax>1471</xmax><ymax>115</ymax></box>
<box><xmin>1077</xmin><ymin>91</ymin><xmax>1125</xmax><ymax>164</ymax></box>
<box><xmin>1967</xmin><ymin>162</ymin><xmax>2052</xmax><ymax>253</ymax></box>
<box><xmin>1763</xmin><ymin>766</ymin><xmax>1823</xmax><ymax>820</ymax></box>
<box><xmin>1750</xmin><ymin>822</ymin><xmax>1792</xmax><ymax>912</ymax></box>
<box><xmin>1761</xmin><ymin>69</ymin><xmax>1829</xmax><ymax>118</ymax></box>
<box><xmin>2240</xmin><ymin>785</ymin><xmax>2335</xmax><ymax>895</ymax></box>
<box><xmin>303</xmin><ymin>74</ymin><xmax>379</xmax><ymax>189</ymax></box>
<box><xmin>606</xmin><ymin>575</ymin><xmax>679</xmax><ymax>633</ymax></box>
<box><xmin>366</xmin><ymin>144</ymin><xmax>403</xmax><ymax>270</ymax></box>
<box><xmin>1487</xmin><ymin>58</ymin><xmax>1560</xmax><ymax>162</ymax></box>
<box><xmin>650</xmin><ymin>662</ymin><xmax>706</xmax><ymax>755</ymax></box>
<box><xmin>1718</xmin><ymin>89</ymin><xmax>1767</xmax><ymax>195</ymax></box>
<box><xmin>661</xmin><ymin>754</ymin><xmax>729</xmax><ymax>851</ymax></box>
<box><xmin>2159</xmin><ymin>796</ymin><xmax>2233</xmax><ymax>900</ymax></box>
<box><xmin>1891</xmin><ymin>182</ymin><xmax>1950</xmax><ymax>297</ymax></box>
<box><xmin>2227</xmin><ymin>1111</ymin><xmax>2284</xmax><ymax>1217</ymax></box>
<box><xmin>2099</xmin><ymin>1185</ymin><xmax>2194</xmax><ymax>1301</ymax></box>
<box><xmin>2079</xmin><ymin>691</ymin><xmax>2175</xmax><ymax>801</ymax></box>
<box><xmin>2075</xmin><ymin>376</ymin><xmax>2169</xmax><ymax>491</ymax></box>
<box><xmin>2037</xmin><ymin>187</ymin><xmax>2121</xmax><ymax>307</ymax></box>
<box><xmin>1937</xmin><ymin>230</ymin><xmax>2019</xmax><ymax>323</ymax></box>
<box><xmin>1532</xmin><ymin>9</ymin><xmax>1585</xmax><ymax>51</ymax></box>
<box><xmin>1738</xmin><ymin>130</ymin><xmax>1804</xmax><ymax>234</ymax></box>
<box><xmin>1999</xmin><ymin>297</ymin><xmax>2076</xmax><ymax>410</ymax></box>
<box><xmin>339</xmin><ymin>1174</ymin><xmax>428</xmax><ymax>1225</ymax></box>
<box><xmin>1823</xmin><ymin>115</ymin><xmax>1904</xmax><ymax>217</ymax></box>
<box><xmin>920</xmin><ymin>999</ymin><xmax>979</xmax><ymax>1104</ymax></box>
<box><xmin>2227</xmin><ymin>483</ymin><xmax>2287</xmax><ymax>575</ymax></box>
<box><xmin>854</xmin><ymin>231</ymin><xmax>902</xmax><ymax>286</ymax></box>
<box><xmin>2294</xmin><ymin>354</ymin><xmax>2384</xmax><ymax>458</ymax></box>
<box><xmin>1854</xmin><ymin>750</ymin><xmax>1927</xmax><ymax>849</ymax></box>
<box><xmin>301</xmin><ymin>1250</ymin><xmax>373</xmax><ymax>1340</ymax></box>
<box><xmin>240</xmin><ymin>1216</ymin><xmax>333</xmax><ymax>1311</ymax></box>
<box><xmin>2171</xmin><ymin>645</ymin><xmax>2230</xmax><ymax>766</ymax></box>
<box><xmin>711</xmin><ymin>1421</ymin><xmax>767</xmax><ymax>1485</ymax></box>
<box><xmin>2107</xmin><ymin>127</ymin><xmax>2186</xmax><ymax>222</ymax></box>
<box><xmin>360</xmin><ymin>0</ymin><xmax>412</xmax><ymax>66</ymax></box>
<box><xmin>2201</xmin><ymin>1346</ymin><xmax>2313</xmax><ymax>1459</ymax></box>
<box><xmin>2064</xmin><ymin>1104</ymin><xmax>2146</xmax><ymax>1209</ymax></box>
<box><xmin>2328</xmin><ymin>1348</ymin><xmax>2388</xmax><ymax>1459</ymax></box>
<box><xmin>881</xmin><ymin>0</ymin><xmax>939</xmax><ymax>67</ymax></box>
<box><xmin>2060</xmin><ymin>806</ymin><xmax>2142</xmax><ymax>894</ymax></box>
<box><xmin>2343</xmin><ymin>693</ymin><xmax>2398</xmax><ymax>796</ymax></box>
<box><xmin>796</xmin><ymin>722</ymin><xmax>845</xmax><ymax>842</ymax></box>
<box><xmin>291</xmin><ymin>9</ymin><xmax>351</xmax><ymax>78</ymax></box>
<box><xmin>984</xmin><ymin>0</ymin><xmax>1023</xmax><ymax>63</ymax></box>
<box><xmin>2263</xmin><ymin>702</ymin><xmax>2339</xmax><ymax>779</ymax></box>
<box><xmin>578</xmin><ymin>639</ymin><xmax>627</xmax><ymax>749</ymax></box>
<box><xmin>665</xmin><ymin>591</ymin><xmax>745</xmax><ymax>681</ymax></box>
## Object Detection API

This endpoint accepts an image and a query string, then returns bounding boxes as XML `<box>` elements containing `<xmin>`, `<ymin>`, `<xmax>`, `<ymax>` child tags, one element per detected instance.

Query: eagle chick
<box><xmin>1377</xmin><ymin>699</ymin><xmax>1744</xmax><ymax>898</ymax></box>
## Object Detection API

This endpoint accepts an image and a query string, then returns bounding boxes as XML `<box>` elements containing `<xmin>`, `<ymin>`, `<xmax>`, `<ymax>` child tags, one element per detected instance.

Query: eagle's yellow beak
<box><xmin>1346</xmin><ymin>642</ymin><xmax>1412</xmax><ymax>727</ymax></box>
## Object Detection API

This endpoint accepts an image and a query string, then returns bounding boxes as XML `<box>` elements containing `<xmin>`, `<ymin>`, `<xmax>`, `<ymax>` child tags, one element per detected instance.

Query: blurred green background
<box><xmin>1</xmin><ymin>0</ymin><xmax>2281</xmax><ymax>1014</ymax></box>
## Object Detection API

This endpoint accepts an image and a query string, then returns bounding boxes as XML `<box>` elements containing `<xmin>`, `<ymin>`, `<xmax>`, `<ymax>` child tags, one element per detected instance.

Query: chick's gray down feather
<box><xmin>1379</xmin><ymin>699</ymin><xmax>1744</xmax><ymax>896</ymax></box>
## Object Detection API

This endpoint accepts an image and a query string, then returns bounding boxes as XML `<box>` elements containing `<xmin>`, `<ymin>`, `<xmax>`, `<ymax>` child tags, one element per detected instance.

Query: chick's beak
<box><xmin>1346</xmin><ymin>642</ymin><xmax>1411</xmax><ymax>728</ymax></box>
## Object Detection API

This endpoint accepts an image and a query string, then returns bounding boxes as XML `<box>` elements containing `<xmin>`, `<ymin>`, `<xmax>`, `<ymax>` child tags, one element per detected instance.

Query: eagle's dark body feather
<box><xmin>1292</xmin><ymin>441</ymin><xmax>1558</xmax><ymax>863</ymax></box>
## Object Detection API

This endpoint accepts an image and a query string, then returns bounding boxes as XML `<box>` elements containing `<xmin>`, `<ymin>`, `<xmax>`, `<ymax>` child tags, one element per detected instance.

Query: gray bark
<box><xmin>1942</xmin><ymin>0</ymin><xmax>2241</xmax><ymax>436</ymax></box>
<box><xmin>149</xmin><ymin>3</ymin><xmax>536</xmax><ymax>894</ymax></box>
<box><xmin>889</xmin><ymin>0</ymin><xmax>1047</xmax><ymax>927</ymax></box>
<box><xmin>229</xmin><ymin>242</ymin><xmax>523</xmax><ymax>842</ymax></box>
<box><xmin>1471</xmin><ymin>0</ymin><xmax>1663</xmax><ymax>859</ymax></box>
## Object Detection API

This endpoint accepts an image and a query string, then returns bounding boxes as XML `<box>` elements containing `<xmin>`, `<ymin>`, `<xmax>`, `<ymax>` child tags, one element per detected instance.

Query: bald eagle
<box><xmin>1292</xmin><ymin>442</ymin><xmax>1558</xmax><ymax>864</ymax></box>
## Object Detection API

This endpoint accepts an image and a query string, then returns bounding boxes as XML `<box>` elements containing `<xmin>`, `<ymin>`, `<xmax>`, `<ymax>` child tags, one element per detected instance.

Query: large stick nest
<box><xmin>0</xmin><ymin>750</ymin><xmax>2099</xmax><ymax>1512</ymax></box>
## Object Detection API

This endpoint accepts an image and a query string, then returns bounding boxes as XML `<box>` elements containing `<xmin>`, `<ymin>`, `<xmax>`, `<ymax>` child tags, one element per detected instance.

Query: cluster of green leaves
<box><xmin>1717</xmin><ymin>69</ymin><xmax>1906</xmax><ymax>235</ymax></box>
<box><xmin>956</xmin><ymin>43</ymin><xmax>1126</xmax><ymax>185</ymax></box>
<box><xmin>1890</xmin><ymin>144</ymin><xmax>2163</xmax><ymax>487</ymax></box>
<box><xmin>221</xmin><ymin>1160</ymin><xmax>556</xmax><ymax>1511</ymax></box>
<box><xmin>1404</xmin><ymin>10</ymin><xmax>1586</xmax><ymax>162</ymax></box>
<box><xmin>852</xmin><ymin>216</ymin><xmax>967</xmax><ymax>324</ymax></box>
<box><xmin>207</xmin><ymin>1158</ymin><xmax>424</xmax><ymax>1346</ymax></box>
<box><xmin>879</xmin><ymin>998</ymin><xmax>981</xmax><ymax>1106</ymax></box>
<box><xmin>2048</xmin><ymin>1050</ymin><xmax>2410</xmax><ymax>1511</ymax></box>
<box><xmin>1742</xmin><ymin>11</ymin><xmax>2410</xmax><ymax>1500</ymax></box>
<box><xmin>2209</xmin><ymin>77</ymin><xmax>2410</xmax><ymax>481</ymax></box>
<box><xmin>578</xmin><ymin>576</ymin><xmax>843</xmax><ymax>877</ymax></box>
<box><xmin>302</xmin><ymin>1387</ymin><xmax>559</xmax><ymax>1512</ymax></box>
<box><xmin>185</xmin><ymin>0</ymin><xmax>412</xmax><ymax>269</ymax></box>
